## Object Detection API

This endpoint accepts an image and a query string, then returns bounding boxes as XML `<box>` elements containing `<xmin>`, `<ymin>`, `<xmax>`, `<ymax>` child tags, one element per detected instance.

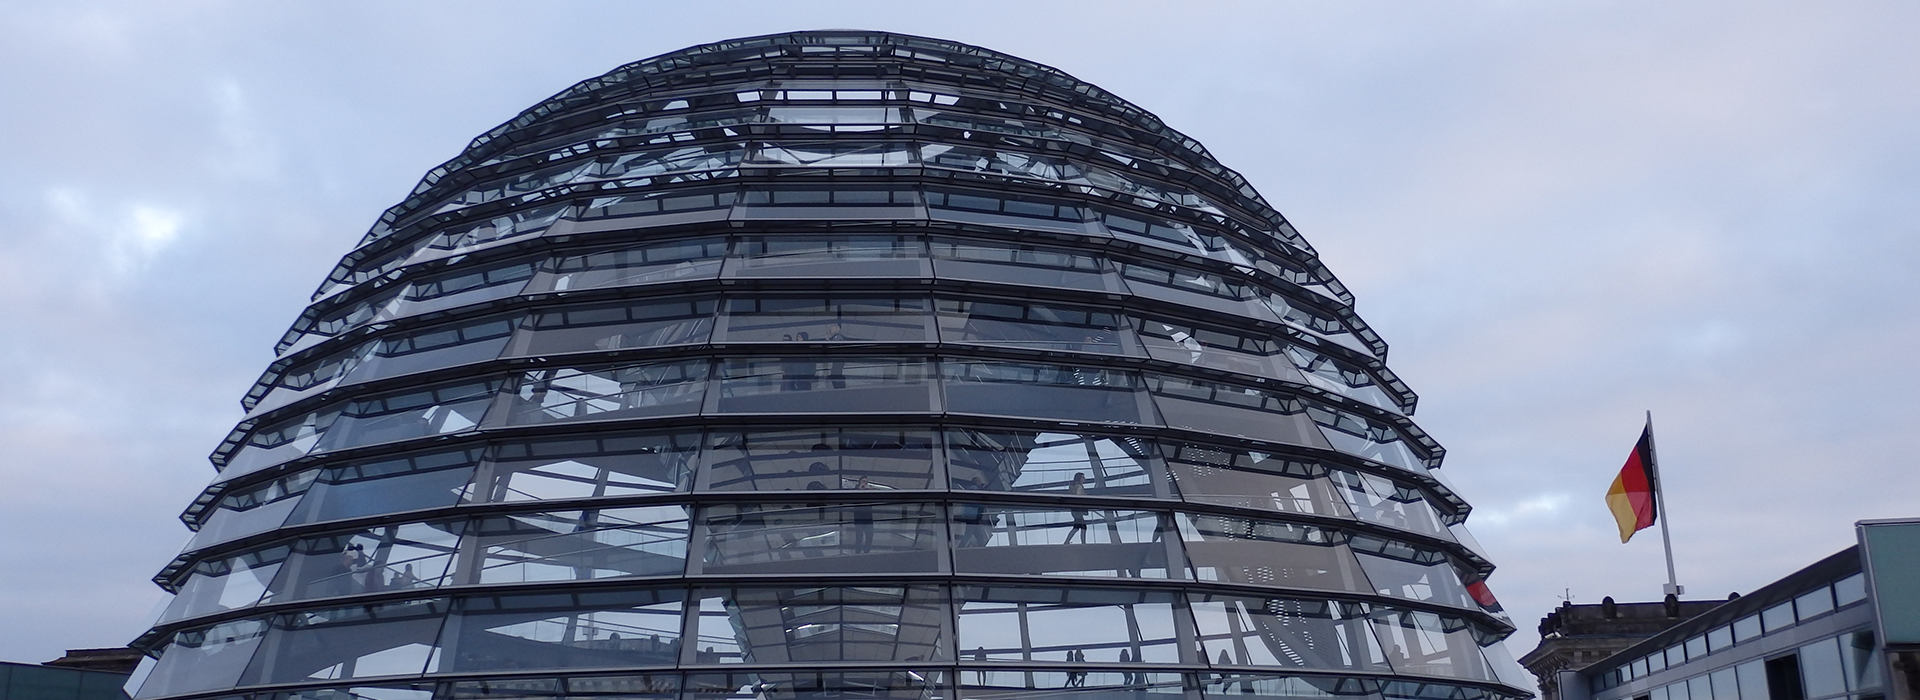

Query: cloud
<box><xmin>42</xmin><ymin>188</ymin><xmax>186</xmax><ymax>278</ymax></box>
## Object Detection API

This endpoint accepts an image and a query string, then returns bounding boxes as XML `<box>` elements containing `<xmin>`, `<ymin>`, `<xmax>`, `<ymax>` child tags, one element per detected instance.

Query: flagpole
<box><xmin>1646</xmin><ymin>410</ymin><xmax>1684</xmax><ymax>596</ymax></box>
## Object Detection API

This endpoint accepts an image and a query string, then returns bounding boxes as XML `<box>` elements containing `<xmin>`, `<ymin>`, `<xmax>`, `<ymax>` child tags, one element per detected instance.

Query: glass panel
<box><xmin>1305</xmin><ymin>404</ymin><xmax>1427</xmax><ymax>473</ymax></box>
<box><xmin>535</xmin><ymin>237</ymin><xmax>727</xmax><ymax>292</ymax></box>
<box><xmin>1367</xmin><ymin>609</ymin><xmax>1491</xmax><ymax>680</ymax></box>
<box><xmin>1800</xmin><ymin>637</ymin><xmax>1846</xmax><ymax>699</ymax></box>
<box><xmin>695</xmin><ymin>586</ymin><xmax>949</xmax><ymax>663</ymax></box>
<box><xmin>448</xmin><ymin>590</ymin><xmax>683</xmax><ymax>672</ymax></box>
<box><xmin>722</xmin><ymin>296</ymin><xmax>931</xmax><ymax>343</ymax></box>
<box><xmin>482</xmin><ymin>432</ymin><xmax>697</xmax><ymax>502</ymax></box>
<box><xmin>187</xmin><ymin>470</ymin><xmax>318</xmax><ymax>550</ymax></box>
<box><xmin>686</xmin><ymin>669</ymin><xmax>945</xmax><ymax>700</ymax></box>
<box><xmin>1150</xmin><ymin>376</ymin><xmax>1327</xmax><ymax>445</ymax></box>
<box><xmin>958</xmin><ymin>587</ymin><xmax>1180</xmax><ymax>664</ymax></box>
<box><xmin>1190</xmin><ymin>594</ymin><xmax>1386</xmax><ymax>671</ymax></box>
<box><xmin>964</xmin><ymin>670</ymin><xmax>1186</xmax><ymax>700</ymax></box>
<box><xmin>224</xmin><ymin>409</ymin><xmax>340</xmax><ymax>478</ymax></box>
<box><xmin>749</xmin><ymin>143</ymin><xmax>913</xmax><ymax>167</ymax></box>
<box><xmin>1165</xmin><ymin>445</ymin><xmax>1349</xmax><ymax>518</ymax></box>
<box><xmin>1796</xmin><ymin>588</ymin><xmax>1835</xmax><ymax>620</ymax></box>
<box><xmin>930</xmin><ymin>237</ymin><xmax>1120</xmax><ymax>293</ymax></box>
<box><xmin>715</xmin><ymin>358</ymin><xmax>933</xmax><ymax>414</ymax></box>
<box><xmin>240</xmin><ymin>599</ymin><xmax>449</xmax><ymax>684</ymax></box>
<box><xmin>1201</xmin><ymin>675</ymin><xmax>1379</xmax><ymax>700</ymax></box>
<box><xmin>503</xmin><ymin>360</ymin><xmax>708</xmax><ymax>425</ymax></box>
<box><xmin>763</xmin><ymin>105</ymin><xmax>903</xmax><ymax>128</ymax></box>
<box><xmin>1137</xmin><ymin>317</ymin><xmax>1289</xmax><ymax>378</ymax></box>
<box><xmin>163</xmin><ymin>548</ymin><xmax>288</xmax><ymax>623</ymax></box>
<box><xmin>954</xmin><ymin>506</ymin><xmax>1169</xmax><ymax>578</ymax></box>
<box><xmin>581</xmin><ymin>186</ymin><xmax>739</xmax><ymax>220</ymax></box>
<box><xmin>508</xmin><ymin>297</ymin><xmax>716</xmax><ymax>356</ymax></box>
<box><xmin>266</xmin><ymin>522</ymin><xmax>462</xmax><ymax>601</ymax></box>
<box><xmin>137</xmin><ymin>620</ymin><xmax>268</xmax><ymax>699</ymax></box>
<box><xmin>703</xmin><ymin>429</ymin><xmax>938</xmax><ymax>492</ymax></box>
<box><xmin>1834</xmin><ymin>573</ymin><xmax>1867</xmax><ymax>607</ymax></box>
<box><xmin>473</xmin><ymin>506</ymin><xmax>689</xmax><ymax>583</ymax></box>
<box><xmin>288</xmin><ymin>447</ymin><xmax>482</xmax><ymax>526</ymax></box>
<box><xmin>1844</xmin><ymin>630</ymin><xmax>1881</xmax><ymax>691</ymax></box>
<box><xmin>937</xmin><ymin>298</ymin><xmax>1128</xmax><ymax>354</ymax></box>
<box><xmin>1282</xmin><ymin>345</ymin><xmax>1399</xmax><ymax>413</ymax></box>
<box><xmin>392</xmin><ymin>259</ymin><xmax>538</xmax><ymax>319</ymax></box>
<box><xmin>948</xmin><ymin>429</ymin><xmax>1160</xmax><ymax>496</ymax></box>
<box><xmin>1178</xmin><ymin>515</ymin><xmax>1363</xmax><ymax>593</ymax></box>
<box><xmin>1329</xmin><ymin>469</ymin><xmax>1447</xmax><ymax>538</ymax></box>
<box><xmin>317</xmin><ymin>380</ymin><xmax>499</xmax><ymax>452</ymax></box>
<box><xmin>728</xmin><ymin>235</ymin><xmax>927</xmax><ymax>279</ymax></box>
<box><xmin>1686</xmin><ymin>635</ymin><xmax>1708</xmax><ymax>659</ymax></box>
<box><xmin>1733</xmin><ymin>614</ymin><xmax>1763</xmax><ymax>642</ymax></box>
<box><xmin>1709</xmin><ymin>625</ymin><xmax>1734</xmax><ymax>652</ymax></box>
<box><xmin>1349</xmin><ymin>540</ymin><xmax>1472</xmax><ymax>609</ymax></box>
<box><xmin>1736</xmin><ymin>659</ymin><xmax>1768</xmax><ymax>700</ymax></box>
<box><xmin>921</xmin><ymin>144</ymin><xmax>1087</xmax><ymax>183</ymax></box>
<box><xmin>944</xmin><ymin>361</ymin><xmax>1145</xmax><ymax>424</ymax></box>
<box><xmin>1687</xmin><ymin>677</ymin><xmax>1711</xmax><ymax>700</ymax></box>
<box><xmin>925</xmin><ymin>190</ymin><xmax>1088</xmax><ymax>231</ymax></box>
<box><xmin>1762</xmin><ymin>601</ymin><xmax>1795</xmax><ymax>632</ymax></box>
<box><xmin>701</xmin><ymin>503</ymin><xmax>943</xmax><ymax>573</ymax></box>
<box><xmin>1669</xmin><ymin>679</ymin><xmax>1690</xmax><ymax>700</ymax></box>
<box><xmin>1116</xmin><ymin>260</ymin><xmax>1275</xmax><ymax>320</ymax></box>
<box><xmin>1712</xmin><ymin>668</ymin><xmax>1739</xmax><ymax>700</ymax></box>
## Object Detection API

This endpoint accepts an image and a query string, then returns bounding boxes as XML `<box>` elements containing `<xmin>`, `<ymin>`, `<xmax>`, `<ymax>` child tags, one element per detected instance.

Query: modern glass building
<box><xmin>127</xmin><ymin>30</ymin><xmax>1532</xmax><ymax>700</ymax></box>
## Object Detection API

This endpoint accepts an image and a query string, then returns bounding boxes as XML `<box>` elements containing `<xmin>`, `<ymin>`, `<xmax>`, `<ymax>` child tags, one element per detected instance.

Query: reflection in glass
<box><xmin>962</xmin><ymin>671</ymin><xmax>1185</xmax><ymax>700</ymax></box>
<box><xmin>164</xmin><ymin>547</ymin><xmax>289</xmax><ymax>623</ymax></box>
<box><xmin>1177</xmin><ymin>515</ymin><xmax>1364</xmax><ymax>593</ymax></box>
<box><xmin>450</xmin><ymin>590</ymin><xmax>683</xmax><ymax>673</ymax></box>
<box><xmin>1137</xmin><ymin>317</ymin><xmax>1287</xmax><ymax>379</ymax></box>
<box><xmin>701</xmin><ymin>503</ymin><xmax>943</xmax><ymax>573</ymax></box>
<box><xmin>267</xmin><ymin>522</ymin><xmax>462</xmax><ymax>602</ymax></box>
<box><xmin>1348</xmin><ymin>536</ymin><xmax>1473</xmax><ymax>609</ymax></box>
<box><xmin>1200</xmin><ymin>675</ymin><xmax>1380</xmax><ymax>700</ymax></box>
<box><xmin>953</xmin><ymin>506</ymin><xmax>1168</xmax><ymax>578</ymax></box>
<box><xmin>1163</xmin><ymin>445</ymin><xmax>1349</xmax><ymax>518</ymax></box>
<box><xmin>686</xmin><ymin>669</ymin><xmax>943</xmax><ymax>700</ymax></box>
<box><xmin>715</xmin><ymin>358</ymin><xmax>933</xmax><ymax>413</ymax></box>
<box><xmin>930</xmin><ymin>238</ymin><xmax>1118</xmax><ymax>292</ymax></box>
<box><xmin>473</xmin><ymin>506</ymin><xmax>689</xmax><ymax>583</ymax></box>
<box><xmin>948</xmin><ymin>430</ymin><xmax>1159</xmax><ymax>496</ymax></box>
<box><xmin>944</xmin><ymin>361</ymin><xmax>1145</xmax><ymax>424</ymax></box>
<box><xmin>1368</xmin><ymin>610</ymin><xmax>1491</xmax><ymax>681</ymax></box>
<box><xmin>240</xmin><ymin>599</ymin><xmax>448</xmax><ymax>685</ymax></box>
<box><xmin>138</xmin><ymin>619</ymin><xmax>268</xmax><ymax>699</ymax></box>
<box><xmin>696</xmin><ymin>587</ymin><xmax>948</xmax><ymax>664</ymax></box>
<box><xmin>937</xmin><ymin>299</ymin><xmax>1128</xmax><ymax>354</ymax></box>
<box><xmin>483</xmin><ymin>432</ymin><xmax>696</xmax><ymax>502</ymax></box>
<box><xmin>318</xmin><ymin>380</ymin><xmax>500</xmax><ymax>452</ymax></box>
<box><xmin>539</xmin><ymin>238</ymin><xmax>727</xmax><ymax>292</ymax></box>
<box><xmin>1306</xmin><ymin>405</ymin><xmax>1426</xmax><ymax>473</ymax></box>
<box><xmin>722</xmin><ymin>297</ymin><xmax>931</xmax><ymax>343</ymax></box>
<box><xmin>343</xmin><ymin>315</ymin><xmax>517</xmax><ymax>384</ymax></box>
<box><xmin>188</xmin><ymin>470</ymin><xmax>318</xmax><ymax>550</ymax></box>
<box><xmin>1283</xmin><ymin>346</ymin><xmax>1398</xmax><ymax>413</ymax></box>
<box><xmin>509</xmin><ymin>298</ymin><xmax>716</xmax><ymax>357</ymax></box>
<box><xmin>507</xmin><ymin>360</ymin><xmax>708</xmax><ymax>424</ymax></box>
<box><xmin>1149</xmin><ymin>376</ymin><xmax>1325</xmax><ymax>446</ymax></box>
<box><xmin>703</xmin><ymin>429</ymin><xmax>937</xmax><ymax>492</ymax></box>
<box><xmin>729</xmin><ymin>236</ymin><xmax>926</xmax><ymax>278</ymax></box>
<box><xmin>288</xmin><ymin>447</ymin><xmax>481</xmax><ymax>526</ymax></box>
<box><xmin>1330</xmin><ymin>470</ymin><xmax>1448</xmax><ymax>539</ymax></box>
<box><xmin>1190</xmin><ymin>594</ymin><xmax>1386</xmax><ymax>672</ymax></box>
<box><xmin>958</xmin><ymin>587</ymin><xmax>1179</xmax><ymax>664</ymax></box>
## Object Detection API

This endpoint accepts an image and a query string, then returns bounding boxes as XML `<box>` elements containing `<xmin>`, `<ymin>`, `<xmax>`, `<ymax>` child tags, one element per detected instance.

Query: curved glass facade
<box><xmin>129</xmin><ymin>30</ymin><xmax>1531</xmax><ymax>700</ymax></box>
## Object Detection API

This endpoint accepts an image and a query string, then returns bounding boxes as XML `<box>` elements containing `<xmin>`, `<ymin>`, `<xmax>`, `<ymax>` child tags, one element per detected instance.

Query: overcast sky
<box><xmin>3</xmin><ymin>0</ymin><xmax>1917</xmax><ymax>679</ymax></box>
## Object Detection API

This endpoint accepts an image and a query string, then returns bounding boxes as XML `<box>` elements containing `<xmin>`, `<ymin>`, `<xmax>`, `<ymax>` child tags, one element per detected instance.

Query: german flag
<box><xmin>1606</xmin><ymin>424</ymin><xmax>1659</xmax><ymax>543</ymax></box>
